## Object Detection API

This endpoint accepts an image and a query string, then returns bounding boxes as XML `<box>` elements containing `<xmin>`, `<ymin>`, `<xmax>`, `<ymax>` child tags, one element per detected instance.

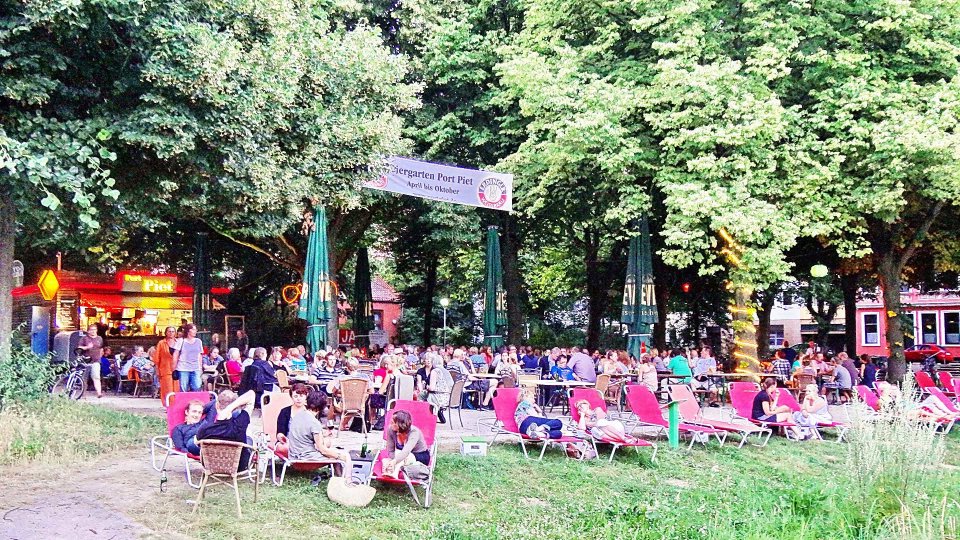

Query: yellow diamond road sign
<box><xmin>37</xmin><ymin>270</ymin><xmax>60</xmax><ymax>301</ymax></box>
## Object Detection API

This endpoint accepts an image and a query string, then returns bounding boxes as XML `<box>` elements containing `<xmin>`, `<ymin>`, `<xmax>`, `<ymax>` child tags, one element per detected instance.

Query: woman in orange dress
<box><xmin>153</xmin><ymin>326</ymin><xmax>178</xmax><ymax>406</ymax></box>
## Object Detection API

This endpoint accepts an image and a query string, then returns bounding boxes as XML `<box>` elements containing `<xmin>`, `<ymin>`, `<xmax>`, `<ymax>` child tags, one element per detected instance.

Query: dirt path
<box><xmin>0</xmin><ymin>448</ymin><xmax>188</xmax><ymax>540</ymax></box>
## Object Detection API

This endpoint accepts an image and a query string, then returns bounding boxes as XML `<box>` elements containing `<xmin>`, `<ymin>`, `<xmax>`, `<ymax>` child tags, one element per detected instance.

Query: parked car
<box><xmin>903</xmin><ymin>344</ymin><xmax>954</xmax><ymax>363</ymax></box>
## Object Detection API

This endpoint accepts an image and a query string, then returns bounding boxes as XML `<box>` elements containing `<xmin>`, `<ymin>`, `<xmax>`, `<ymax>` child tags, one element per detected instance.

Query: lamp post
<box><xmin>440</xmin><ymin>297</ymin><xmax>450</xmax><ymax>346</ymax></box>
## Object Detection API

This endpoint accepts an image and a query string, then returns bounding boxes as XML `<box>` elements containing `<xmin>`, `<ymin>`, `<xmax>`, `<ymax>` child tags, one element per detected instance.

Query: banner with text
<box><xmin>364</xmin><ymin>157</ymin><xmax>513</xmax><ymax>212</ymax></box>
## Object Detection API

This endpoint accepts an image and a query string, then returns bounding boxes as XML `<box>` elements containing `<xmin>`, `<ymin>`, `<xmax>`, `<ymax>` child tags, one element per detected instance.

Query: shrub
<box><xmin>846</xmin><ymin>378</ymin><xmax>947</xmax><ymax>517</ymax></box>
<box><xmin>0</xmin><ymin>338</ymin><xmax>59</xmax><ymax>410</ymax></box>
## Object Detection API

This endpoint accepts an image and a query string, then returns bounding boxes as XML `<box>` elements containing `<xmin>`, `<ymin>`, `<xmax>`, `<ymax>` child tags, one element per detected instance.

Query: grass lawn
<box><xmin>3</xmin><ymin>398</ymin><xmax>957</xmax><ymax>539</ymax></box>
<box><xmin>149</xmin><ymin>433</ymin><xmax>960</xmax><ymax>540</ymax></box>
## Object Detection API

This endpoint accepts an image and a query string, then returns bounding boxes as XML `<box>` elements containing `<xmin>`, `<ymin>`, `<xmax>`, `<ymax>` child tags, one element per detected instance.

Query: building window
<box><xmin>863</xmin><ymin>313</ymin><xmax>880</xmax><ymax>345</ymax></box>
<box><xmin>920</xmin><ymin>313</ymin><xmax>938</xmax><ymax>344</ymax></box>
<box><xmin>372</xmin><ymin>310</ymin><xmax>384</xmax><ymax>331</ymax></box>
<box><xmin>945</xmin><ymin>312</ymin><xmax>960</xmax><ymax>345</ymax></box>
<box><xmin>769</xmin><ymin>325</ymin><xmax>785</xmax><ymax>347</ymax></box>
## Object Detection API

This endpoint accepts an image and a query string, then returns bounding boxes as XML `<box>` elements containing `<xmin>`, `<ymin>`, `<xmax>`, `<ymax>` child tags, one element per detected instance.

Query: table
<box><xmin>533</xmin><ymin>379</ymin><xmax>593</xmax><ymax>413</ymax></box>
<box><xmin>468</xmin><ymin>373</ymin><xmax>502</xmax><ymax>380</ymax></box>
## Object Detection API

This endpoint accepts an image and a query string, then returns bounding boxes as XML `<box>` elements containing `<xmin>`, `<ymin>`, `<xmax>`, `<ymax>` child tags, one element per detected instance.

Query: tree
<box><xmin>0</xmin><ymin>0</ymin><xmax>127</xmax><ymax>359</ymax></box>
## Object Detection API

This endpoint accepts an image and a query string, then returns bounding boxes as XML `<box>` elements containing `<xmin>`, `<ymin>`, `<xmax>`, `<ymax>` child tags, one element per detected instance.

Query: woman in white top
<box><xmin>793</xmin><ymin>383</ymin><xmax>831</xmax><ymax>439</ymax></box>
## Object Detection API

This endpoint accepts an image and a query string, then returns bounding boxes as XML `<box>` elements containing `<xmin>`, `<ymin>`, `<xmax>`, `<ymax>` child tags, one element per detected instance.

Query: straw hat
<box><xmin>326</xmin><ymin>477</ymin><xmax>376</xmax><ymax>507</ymax></box>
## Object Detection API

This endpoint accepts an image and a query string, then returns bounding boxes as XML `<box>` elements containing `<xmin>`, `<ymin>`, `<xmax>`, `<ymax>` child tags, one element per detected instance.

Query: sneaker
<box><xmin>525</xmin><ymin>423</ymin><xmax>542</xmax><ymax>439</ymax></box>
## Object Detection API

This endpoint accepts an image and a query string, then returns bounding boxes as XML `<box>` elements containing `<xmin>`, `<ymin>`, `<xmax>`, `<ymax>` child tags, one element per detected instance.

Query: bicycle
<box><xmin>51</xmin><ymin>355</ymin><xmax>89</xmax><ymax>400</ymax></box>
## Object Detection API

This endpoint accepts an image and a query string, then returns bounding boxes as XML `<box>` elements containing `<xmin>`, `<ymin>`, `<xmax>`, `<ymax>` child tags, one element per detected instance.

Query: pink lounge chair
<box><xmin>937</xmin><ymin>371</ymin><xmax>957</xmax><ymax>398</ymax></box>
<box><xmin>480</xmin><ymin>388</ymin><xmax>584</xmax><ymax>461</ymax></box>
<box><xmin>567</xmin><ymin>388</ymin><xmax>658</xmax><ymax>463</ymax></box>
<box><xmin>776</xmin><ymin>388</ymin><xmax>849</xmax><ymax>442</ymax></box>
<box><xmin>728</xmin><ymin>382</ymin><xmax>803</xmax><ymax>441</ymax></box>
<box><xmin>914</xmin><ymin>371</ymin><xmax>939</xmax><ymax>395</ymax></box>
<box><xmin>259</xmin><ymin>391</ymin><xmax>338</xmax><ymax>486</ymax></box>
<box><xmin>369</xmin><ymin>400</ymin><xmax>438</xmax><ymax>507</ymax></box>
<box><xmin>667</xmin><ymin>384</ymin><xmax>772</xmax><ymax>448</ymax></box>
<box><xmin>150</xmin><ymin>391</ymin><xmax>216</xmax><ymax>488</ymax></box>
<box><xmin>622</xmin><ymin>384</ymin><xmax>726</xmax><ymax>448</ymax></box>
<box><xmin>855</xmin><ymin>385</ymin><xmax>880</xmax><ymax>411</ymax></box>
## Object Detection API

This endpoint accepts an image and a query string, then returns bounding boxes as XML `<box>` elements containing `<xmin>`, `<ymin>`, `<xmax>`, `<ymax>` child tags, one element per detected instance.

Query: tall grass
<box><xmin>845</xmin><ymin>377</ymin><xmax>953</xmax><ymax>535</ymax></box>
<box><xmin>0</xmin><ymin>397</ymin><xmax>164</xmax><ymax>465</ymax></box>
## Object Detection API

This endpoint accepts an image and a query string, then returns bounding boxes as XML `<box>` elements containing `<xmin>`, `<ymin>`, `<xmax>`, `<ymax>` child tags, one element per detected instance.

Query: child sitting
<box><xmin>514</xmin><ymin>389</ymin><xmax>564</xmax><ymax>439</ymax></box>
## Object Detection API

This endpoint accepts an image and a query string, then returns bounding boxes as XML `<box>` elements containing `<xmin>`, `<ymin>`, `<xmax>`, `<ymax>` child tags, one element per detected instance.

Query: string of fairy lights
<box><xmin>718</xmin><ymin>228</ymin><xmax>761</xmax><ymax>373</ymax></box>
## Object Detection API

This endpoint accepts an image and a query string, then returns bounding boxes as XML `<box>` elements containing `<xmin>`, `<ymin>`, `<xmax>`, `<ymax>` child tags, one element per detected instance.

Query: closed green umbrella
<box><xmin>353</xmin><ymin>247</ymin><xmax>374</xmax><ymax>350</ymax></box>
<box><xmin>298</xmin><ymin>206</ymin><xmax>334</xmax><ymax>354</ymax></box>
<box><xmin>483</xmin><ymin>226</ymin><xmax>507</xmax><ymax>350</ymax></box>
<box><xmin>622</xmin><ymin>216</ymin><xmax>658</xmax><ymax>360</ymax></box>
<box><xmin>192</xmin><ymin>232</ymin><xmax>212</xmax><ymax>332</ymax></box>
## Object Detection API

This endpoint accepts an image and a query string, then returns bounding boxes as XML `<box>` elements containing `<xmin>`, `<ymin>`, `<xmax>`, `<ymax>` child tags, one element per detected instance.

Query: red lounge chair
<box><xmin>480</xmin><ymin>388</ymin><xmax>584</xmax><ymax>461</ymax></box>
<box><xmin>914</xmin><ymin>371</ymin><xmax>938</xmax><ymax>395</ymax></box>
<box><xmin>855</xmin><ymin>385</ymin><xmax>880</xmax><ymax>411</ymax></box>
<box><xmin>150</xmin><ymin>391</ymin><xmax>216</xmax><ymax>488</ymax></box>
<box><xmin>368</xmin><ymin>400</ymin><xmax>438</xmax><ymax>507</ymax></box>
<box><xmin>668</xmin><ymin>384</ymin><xmax>772</xmax><ymax>448</ymax></box>
<box><xmin>937</xmin><ymin>371</ymin><xmax>956</xmax><ymax>398</ymax></box>
<box><xmin>567</xmin><ymin>388</ymin><xmax>658</xmax><ymax>462</ymax></box>
<box><xmin>728</xmin><ymin>382</ymin><xmax>803</xmax><ymax>440</ymax></box>
<box><xmin>776</xmin><ymin>387</ymin><xmax>849</xmax><ymax>442</ymax></box>
<box><xmin>622</xmin><ymin>384</ymin><xmax>726</xmax><ymax>448</ymax></box>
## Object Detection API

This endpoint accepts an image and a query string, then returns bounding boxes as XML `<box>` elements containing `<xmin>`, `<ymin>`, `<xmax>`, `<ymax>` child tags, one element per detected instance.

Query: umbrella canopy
<box><xmin>352</xmin><ymin>247</ymin><xmax>374</xmax><ymax>349</ymax></box>
<box><xmin>298</xmin><ymin>206</ymin><xmax>334</xmax><ymax>354</ymax></box>
<box><xmin>192</xmin><ymin>232</ymin><xmax>212</xmax><ymax>331</ymax></box>
<box><xmin>622</xmin><ymin>216</ymin><xmax>658</xmax><ymax>360</ymax></box>
<box><xmin>482</xmin><ymin>226</ymin><xmax>507</xmax><ymax>350</ymax></box>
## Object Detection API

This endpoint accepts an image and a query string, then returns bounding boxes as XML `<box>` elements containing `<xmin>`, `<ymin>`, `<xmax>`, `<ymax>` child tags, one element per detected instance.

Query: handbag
<box><xmin>172</xmin><ymin>370</ymin><xmax>180</xmax><ymax>381</ymax></box>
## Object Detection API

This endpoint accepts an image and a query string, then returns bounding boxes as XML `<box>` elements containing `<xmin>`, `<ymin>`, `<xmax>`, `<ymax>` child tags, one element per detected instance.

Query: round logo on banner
<box><xmin>366</xmin><ymin>175</ymin><xmax>388</xmax><ymax>189</ymax></box>
<box><xmin>477</xmin><ymin>177</ymin><xmax>508</xmax><ymax>208</ymax></box>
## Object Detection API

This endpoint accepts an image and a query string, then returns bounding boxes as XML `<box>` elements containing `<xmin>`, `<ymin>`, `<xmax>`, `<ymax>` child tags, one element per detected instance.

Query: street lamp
<box><xmin>439</xmin><ymin>297</ymin><xmax>450</xmax><ymax>346</ymax></box>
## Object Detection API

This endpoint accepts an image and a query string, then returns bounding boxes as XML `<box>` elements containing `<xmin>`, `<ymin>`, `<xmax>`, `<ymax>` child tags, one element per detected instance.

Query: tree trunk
<box><xmin>0</xmin><ymin>184</ymin><xmax>13</xmax><ymax>362</ymax></box>
<box><xmin>582</xmin><ymin>232</ymin><xmax>625</xmax><ymax>351</ymax></box>
<box><xmin>500</xmin><ymin>213</ymin><xmax>525</xmax><ymax>345</ymax></box>
<box><xmin>877</xmin><ymin>253</ymin><xmax>906</xmax><ymax>382</ymax></box>
<box><xmin>840</xmin><ymin>271</ymin><xmax>859</xmax><ymax>357</ymax></box>
<box><xmin>421</xmin><ymin>261</ymin><xmax>437</xmax><ymax>346</ymax></box>
<box><xmin>755</xmin><ymin>289</ymin><xmax>777</xmax><ymax>360</ymax></box>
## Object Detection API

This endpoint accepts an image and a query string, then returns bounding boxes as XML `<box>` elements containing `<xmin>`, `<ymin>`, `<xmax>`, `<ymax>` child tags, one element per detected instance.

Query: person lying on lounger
<box><xmin>574</xmin><ymin>399</ymin><xmax>638</xmax><ymax>443</ymax></box>
<box><xmin>876</xmin><ymin>382</ymin><xmax>960</xmax><ymax>423</ymax></box>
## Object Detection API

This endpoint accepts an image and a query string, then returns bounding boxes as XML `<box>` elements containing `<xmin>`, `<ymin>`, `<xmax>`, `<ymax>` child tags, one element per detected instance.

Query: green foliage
<box><xmin>0</xmin><ymin>338</ymin><xmax>58</xmax><ymax>409</ymax></box>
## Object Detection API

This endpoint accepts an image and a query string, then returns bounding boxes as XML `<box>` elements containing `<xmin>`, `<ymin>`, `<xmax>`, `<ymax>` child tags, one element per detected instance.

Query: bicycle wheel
<box><xmin>68</xmin><ymin>373</ymin><xmax>86</xmax><ymax>400</ymax></box>
<box><xmin>51</xmin><ymin>375</ymin><xmax>70</xmax><ymax>395</ymax></box>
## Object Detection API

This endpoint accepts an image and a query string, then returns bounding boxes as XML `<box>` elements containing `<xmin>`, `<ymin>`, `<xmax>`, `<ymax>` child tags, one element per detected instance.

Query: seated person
<box><xmin>381</xmin><ymin>409</ymin><xmax>430</xmax><ymax>477</ymax></box>
<box><xmin>822</xmin><ymin>359</ymin><xmax>852</xmax><ymax>403</ymax></box>
<box><xmin>877</xmin><ymin>382</ymin><xmax>960</xmax><ymax>423</ymax></box>
<box><xmin>130</xmin><ymin>346</ymin><xmax>155</xmax><ymax>377</ymax></box>
<box><xmin>575</xmin><ymin>399</ymin><xmax>637</xmax><ymax>443</ymax></box>
<box><xmin>287</xmin><ymin>391</ymin><xmax>353</xmax><ymax>482</ymax></box>
<box><xmin>370</xmin><ymin>356</ymin><xmax>395</xmax><ymax>413</ymax></box>
<box><xmin>752</xmin><ymin>378</ymin><xmax>793</xmax><ymax>423</ymax></box>
<box><xmin>792</xmin><ymin>384</ymin><xmax>831</xmax><ymax>439</ymax></box>
<box><xmin>514</xmin><ymin>389</ymin><xmax>564</xmax><ymax>439</ymax></box>
<box><xmin>171</xmin><ymin>399</ymin><xmax>209</xmax><ymax>455</ymax></box>
<box><xmin>197</xmin><ymin>390</ymin><xmax>256</xmax><ymax>470</ymax></box>
<box><xmin>237</xmin><ymin>347</ymin><xmax>278</xmax><ymax>408</ymax></box>
<box><xmin>275</xmin><ymin>384</ymin><xmax>311</xmax><ymax>455</ymax></box>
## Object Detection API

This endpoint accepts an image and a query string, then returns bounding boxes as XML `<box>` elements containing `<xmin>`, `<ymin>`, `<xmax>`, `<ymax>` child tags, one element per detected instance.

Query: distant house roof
<box><xmin>372</xmin><ymin>276</ymin><xmax>400</xmax><ymax>303</ymax></box>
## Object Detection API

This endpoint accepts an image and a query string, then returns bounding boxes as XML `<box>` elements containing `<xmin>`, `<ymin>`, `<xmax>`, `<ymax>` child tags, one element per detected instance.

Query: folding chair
<box><xmin>914</xmin><ymin>371</ymin><xmax>939</xmax><ymax>395</ymax></box>
<box><xmin>368</xmin><ymin>400</ymin><xmax>438</xmax><ymax>507</ymax></box>
<box><xmin>623</xmin><ymin>384</ymin><xmax>726</xmax><ymax>448</ymax></box>
<box><xmin>478</xmin><ymin>388</ymin><xmax>584</xmax><ymax>461</ymax></box>
<box><xmin>567</xmin><ymin>388</ymin><xmax>657</xmax><ymax>462</ymax></box>
<box><xmin>193</xmin><ymin>440</ymin><xmax>260</xmax><ymax>518</ymax></box>
<box><xmin>937</xmin><ymin>371</ymin><xmax>956</xmax><ymax>398</ymax></box>
<box><xmin>149</xmin><ymin>391</ymin><xmax>216</xmax><ymax>488</ymax></box>
<box><xmin>855</xmin><ymin>385</ymin><xmax>881</xmax><ymax>411</ymax></box>
<box><xmin>668</xmin><ymin>384</ymin><xmax>771</xmax><ymax>448</ymax></box>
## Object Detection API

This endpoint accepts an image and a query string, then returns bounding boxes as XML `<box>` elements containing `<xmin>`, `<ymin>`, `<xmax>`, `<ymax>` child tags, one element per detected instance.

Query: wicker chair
<box><xmin>276</xmin><ymin>369</ymin><xmax>291</xmax><ymax>393</ymax></box>
<box><xmin>193</xmin><ymin>439</ymin><xmax>259</xmax><ymax>518</ymax></box>
<box><xmin>340</xmin><ymin>378</ymin><xmax>370</xmax><ymax>433</ymax></box>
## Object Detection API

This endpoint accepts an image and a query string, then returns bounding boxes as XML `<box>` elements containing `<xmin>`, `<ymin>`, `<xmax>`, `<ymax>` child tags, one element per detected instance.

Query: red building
<box><xmin>856</xmin><ymin>289</ymin><xmax>960</xmax><ymax>357</ymax></box>
<box><xmin>337</xmin><ymin>276</ymin><xmax>403</xmax><ymax>347</ymax></box>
